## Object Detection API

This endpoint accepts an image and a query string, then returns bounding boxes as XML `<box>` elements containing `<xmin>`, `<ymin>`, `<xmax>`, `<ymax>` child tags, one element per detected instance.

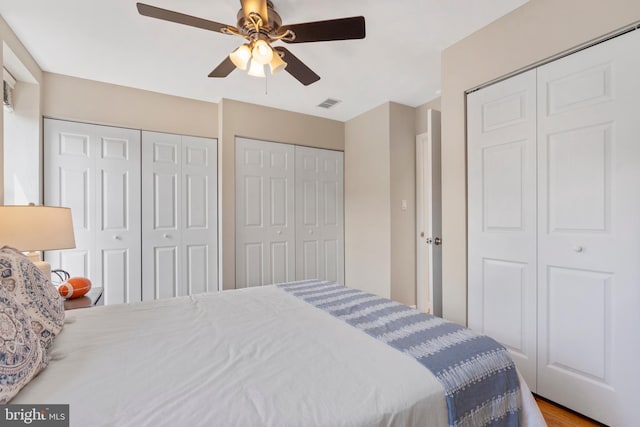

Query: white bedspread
<box><xmin>14</xmin><ymin>286</ymin><xmax>544</xmax><ymax>427</ymax></box>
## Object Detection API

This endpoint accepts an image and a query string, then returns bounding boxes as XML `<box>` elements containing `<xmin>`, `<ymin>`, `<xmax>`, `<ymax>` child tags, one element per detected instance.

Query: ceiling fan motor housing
<box><xmin>236</xmin><ymin>1</ymin><xmax>282</xmax><ymax>41</ymax></box>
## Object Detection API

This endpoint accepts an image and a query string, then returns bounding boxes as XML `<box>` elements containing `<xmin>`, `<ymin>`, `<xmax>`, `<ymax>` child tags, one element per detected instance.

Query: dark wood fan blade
<box><xmin>279</xmin><ymin>16</ymin><xmax>365</xmax><ymax>43</ymax></box>
<box><xmin>240</xmin><ymin>0</ymin><xmax>269</xmax><ymax>22</ymax></box>
<box><xmin>137</xmin><ymin>3</ymin><xmax>233</xmax><ymax>34</ymax></box>
<box><xmin>275</xmin><ymin>47</ymin><xmax>320</xmax><ymax>86</ymax></box>
<box><xmin>208</xmin><ymin>57</ymin><xmax>236</xmax><ymax>78</ymax></box>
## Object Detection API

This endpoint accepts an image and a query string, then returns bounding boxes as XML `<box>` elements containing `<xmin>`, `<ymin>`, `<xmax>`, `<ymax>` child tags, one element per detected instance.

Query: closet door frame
<box><xmin>235</xmin><ymin>137</ymin><xmax>346</xmax><ymax>288</ymax></box>
<box><xmin>466</xmin><ymin>29</ymin><xmax>640</xmax><ymax>426</ymax></box>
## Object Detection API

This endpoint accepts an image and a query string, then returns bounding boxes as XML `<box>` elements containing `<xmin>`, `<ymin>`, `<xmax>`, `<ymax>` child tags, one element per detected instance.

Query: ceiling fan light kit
<box><xmin>229</xmin><ymin>44</ymin><xmax>252</xmax><ymax>70</ymax></box>
<box><xmin>136</xmin><ymin>0</ymin><xmax>366</xmax><ymax>86</ymax></box>
<box><xmin>269</xmin><ymin>50</ymin><xmax>287</xmax><ymax>74</ymax></box>
<box><xmin>251</xmin><ymin>39</ymin><xmax>274</xmax><ymax>65</ymax></box>
<box><xmin>247</xmin><ymin>59</ymin><xmax>266</xmax><ymax>77</ymax></box>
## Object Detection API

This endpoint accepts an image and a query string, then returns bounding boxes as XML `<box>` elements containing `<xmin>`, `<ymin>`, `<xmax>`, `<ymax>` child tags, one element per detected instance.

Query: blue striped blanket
<box><xmin>278</xmin><ymin>280</ymin><xmax>521</xmax><ymax>427</ymax></box>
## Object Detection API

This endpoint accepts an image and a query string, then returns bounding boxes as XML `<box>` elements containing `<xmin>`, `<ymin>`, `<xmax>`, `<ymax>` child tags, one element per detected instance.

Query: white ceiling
<box><xmin>0</xmin><ymin>0</ymin><xmax>528</xmax><ymax>121</ymax></box>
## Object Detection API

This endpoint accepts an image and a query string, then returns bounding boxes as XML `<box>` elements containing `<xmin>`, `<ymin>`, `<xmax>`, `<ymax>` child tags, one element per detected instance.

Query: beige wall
<box><xmin>344</xmin><ymin>102</ymin><xmax>417</xmax><ymax>306</ymax></box>
<box><xmin>42</xmin><ymin>73</ymin><xmax>218</xmax><ymax>137</ymax></box>
<box><xmin>415</xmin><ymin>97</ymin><xmax>441</xmax><ymax>135</ymax></box>
<box><xmin>440</xmin><ymin>0</ymin><xmax>640</xmax><ymax>325</ymax></box>
<box><xmin>344</xmin><ymin>103</ymin><xmax>391</xmax><ymax>297</ymax></box>
<box><xmin>389</xmin><ymin>103</ymin><xmax>417</xmax><ymax>306</ymax></box>
<box><xmin>219</xmin><ymin>98</ymin><xmax>345</xmax><ymax>289</ymax></box>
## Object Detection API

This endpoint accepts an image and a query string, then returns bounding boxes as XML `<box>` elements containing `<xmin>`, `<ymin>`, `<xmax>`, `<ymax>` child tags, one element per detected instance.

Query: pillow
<box><xmin>0</xmin><ymin>286</ymin><xmax>45</xmax><ymax>403</ymax></box>
<box><xmin>0</xmin><ymin>247</ymin><xmax>65</xmax><ymax>349</ymax></box>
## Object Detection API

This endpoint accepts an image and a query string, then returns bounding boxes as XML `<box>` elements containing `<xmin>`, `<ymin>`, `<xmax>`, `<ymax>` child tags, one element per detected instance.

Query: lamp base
<box><xmin>34</xmin><ymin>261</ymin><xmax>52</xmax><ymax>281</ymax></box>
<box><xmin>25</xmin><ymin>251</ymin><xmax>52</xmax><ymax>280</ymax></box>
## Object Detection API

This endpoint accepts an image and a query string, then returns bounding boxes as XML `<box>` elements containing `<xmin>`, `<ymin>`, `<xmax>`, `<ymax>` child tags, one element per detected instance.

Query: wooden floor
<box><xmin>535</xmin><ymin>396</ymin><xmax>605</xmax><ymax>427</ymax></box>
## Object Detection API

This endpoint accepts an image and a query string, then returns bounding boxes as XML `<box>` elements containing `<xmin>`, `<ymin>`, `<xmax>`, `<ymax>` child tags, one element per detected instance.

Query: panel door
<box><xmin>181</xmin><ymin>135</ymin><xmax>217</xmax><ymax>295</ymax></box>
<box><xmin>142</xmin><ymin>131</ymin><xmax>182</xmax><ymax>300</ymax></box>
<box><xmin>536</xmin><ymin>30</ymin><xmax>640</xmax><ymax>426</ymax></box>
<box><xmin>295</xmin><ymin>146</ymin><xmax>344</xmax><ymax>285</ymax></box>
<box><xmin>235</xmin><ymin>138</ymin><xmax>295</xmax><ymax>287</ymax></box>
<box><xmin>467</xmin><ymin>70</ymin><xmax>538</xmax><ymax>389</ymax></box>
<box><xmin>44</xmin><ymin>119</ymin><xmax>141</xmax><ymax>304</ymax></box>
<box><xmin>44</xmin><ymin>119</ymin><xmax>95</xmax><ymax>280</ymax></box>
<box><xmin>95</xmin><ymin>126</ymin><xmax>142</xmax><ymax>304</ymax></box>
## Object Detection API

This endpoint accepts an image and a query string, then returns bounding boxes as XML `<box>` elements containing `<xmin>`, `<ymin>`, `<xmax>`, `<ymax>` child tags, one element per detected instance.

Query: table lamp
<box><xmin>0</xmin><ymin>204</ymin><xmax>76</xmax><ymax>278</ymax></box>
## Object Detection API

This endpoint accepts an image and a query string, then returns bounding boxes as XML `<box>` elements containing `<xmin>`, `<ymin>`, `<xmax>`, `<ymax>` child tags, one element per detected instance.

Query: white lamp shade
<box><xmin>247</xmin><ymin>59</ymin><xmax>266</xmax><ymax>77</ymax></box>
<box><xmin>251</xmin><ymin>39</ymin><xmax>274</xmax><ymax>65</ymax></box>
<box><xmin>229</xmin><ymin>44</ymin><xmax>251</xmax><ymax>70</ymax></box>
<box><xmin>269</xmin><ymin>52</ymin><xmax>287</xmax><ymax>75</ymax></box>
<box><xmin>0</xmin><ymin>205</ymin><xmax>76</xmax><ymax>252</ymax></box>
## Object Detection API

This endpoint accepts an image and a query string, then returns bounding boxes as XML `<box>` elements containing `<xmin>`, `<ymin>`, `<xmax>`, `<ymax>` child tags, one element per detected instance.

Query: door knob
<box><xmin>276</xmin><ymin>230</ymin><xmax>282</xmax><ymax>235</ymax></box>
<box><xmin>308</xmin><ymin>230</ymin><xmax>313</xmax><ymax>235</ymax></box>
<box><xmin>573</xmin><ymin>246</ymin><xmax>584</xmax><ymax>253</ymax></box>
<box><xmin>113</xmin><ymin>235</ymin><xmax>122</xmax><ymax>241</ymax></box>
<box><xmin>163</xmin><ymin>234</ymin><xmax>171</xmax><ymax>239</ymax></box>
<box><xmin>434</xmin><ymin>237</ymin><xmax>442</xmax><ymax>246</ymax></box>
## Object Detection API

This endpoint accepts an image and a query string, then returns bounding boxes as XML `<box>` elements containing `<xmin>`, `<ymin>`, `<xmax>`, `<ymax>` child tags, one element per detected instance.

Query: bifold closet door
<box><xmin>235</xmin><ymin>138</ymin><xmax>295</xmax><ymax>287</ymax></box>
<box><xmin>536</xmin><ymin>30</ymin><xmax>640</xmax><ymax>426</ymax></box>
<box><xmin>467</xmin><ymin>70</ymin><xmax>538</xmax><ymax>390</ymax></box>
<box><xmin>141</xmin><ymin>131</ymin><xmax>218</xmax><ymax>300</ymax></box>
<box><xmin>295</xmin><ymin>146</ymin><xmax>344</xmax><ymax>285</ymax></box>
<box><xmin>44</xmin><ymin>118</ymin><xmax>141</xmax><ymax>304</ymax></box>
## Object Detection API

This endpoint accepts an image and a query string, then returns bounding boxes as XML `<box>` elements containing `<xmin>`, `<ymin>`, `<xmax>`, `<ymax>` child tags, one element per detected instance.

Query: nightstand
<box><xmin>63</xmin><ymin>287</ymin><xmax>104</xmax><ymax>310</ymax></box>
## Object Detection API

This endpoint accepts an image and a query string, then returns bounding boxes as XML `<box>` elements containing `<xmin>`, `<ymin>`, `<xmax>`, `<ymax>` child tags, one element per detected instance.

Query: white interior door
<box><xmin>467</xmin><ymin>70</ymin><xmax>538</xmax><ymax>390</ymax></box>
<box><xmin>181</xmin><ymin>135</ymin><xmax>217</xmax><ymax>295</ymax></box>
<box><xmin>416</xmin><ymin>110</ymin><xmax>443</xmax><ymax>315</ymax></box>
<box><xmin>44</xmin><ymin>119</ymin><xmax>95</xmax><ymax>280</ymax></box>
<box><xmin>45</xmin><ymin>118</ymin><xmax>141</xmax><ymax>304</ymax></box>
<box><xmin>142</xmin><ymin>131</ymin><xmax>218</xmax><ymax>300</ymax></box>
<box><xmin>536</xmin><ymin>30</ymin><xmax>640</xmax><ymax>426</ymax></box>
<box><xmin>142</xmin><ymin>131</ymin><xmax>182</xmax><ymax>300</ymax></box>
<box><xmin>295</xmin><ymin>146</ymin><xmax>344</xmax><ymax>285</ymax></box>
<box><xmin>95</xmin><ymin>126</ymin><xmax>141</xmax><ymax>304</ymax></box>
<box><xmin>236</xmin><ymin>138</ymin><xmax>295</xmax><ymax>287</ymax></box>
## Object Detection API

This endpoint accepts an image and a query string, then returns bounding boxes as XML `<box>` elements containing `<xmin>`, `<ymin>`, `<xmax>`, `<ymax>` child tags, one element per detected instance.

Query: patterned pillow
<box><xmin>0</xmin><ymin>247</ymin><xmax>65</xmax><ymax>349</ymax></box>
<box><xmin>0</xmin><ymin>286</ymin><xmax>45</xmax><ymax>403</ymax></box>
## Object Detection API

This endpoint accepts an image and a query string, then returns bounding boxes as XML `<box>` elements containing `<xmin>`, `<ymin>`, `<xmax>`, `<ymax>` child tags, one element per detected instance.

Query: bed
<box><xmin>10</xmin><ymin>279</ymin><xmax>545</xmax><ymax>427</ymax></box>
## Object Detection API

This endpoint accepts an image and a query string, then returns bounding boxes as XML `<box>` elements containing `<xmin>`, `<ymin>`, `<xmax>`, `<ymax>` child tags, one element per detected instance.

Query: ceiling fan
<box><xmin>136</xmin><ymin>0</ymin><xmax>366</xmax><ymax>86</ymax></box>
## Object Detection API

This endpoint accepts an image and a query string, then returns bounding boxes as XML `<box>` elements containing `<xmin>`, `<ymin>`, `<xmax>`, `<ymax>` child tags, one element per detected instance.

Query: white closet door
<box><xmin>142</xmin><ymin>132</ymin><xmax>218</xmax><ymax>300</ymax></box>
<box><xmin>142</xmin><ymin>131</ymin><xmax>182</xmax><ymax>300</ymax></box>
<box><xmin>467</xmin><ymin>70</ymin><xmax>538</xmax><ymax>389</ymax></box>
<box><xmin>236</xmin><ymin>138</ymin><xmax>295</xmax><ymax>287</ymax></box>
<box><xmin>536</xmin><ymin>30</ymin><xmax>640</xmax><ymax>426</ymax></box>
<box><xmin>95</xmin><ymin>126</ymin><xmax>142</xmax><ymax>304</ymax></box>
<box><xmin>44</xmin><ymin>119</ymin><xmax>141</xmax><ymax>304</ymax></box>
<box><xmin>44</xmin><ymin>119</ymin><xmax>95</xmax><ymax>280</ymax></box>
<box><xmin>181</xmin><ymin>135</ymin><xmax>217</xmax><ymax>294</ymax></box>
<box><xmin>295</xmin><ymin>146</ymin><xmax>344</xmax><ymax>285</ymax></box>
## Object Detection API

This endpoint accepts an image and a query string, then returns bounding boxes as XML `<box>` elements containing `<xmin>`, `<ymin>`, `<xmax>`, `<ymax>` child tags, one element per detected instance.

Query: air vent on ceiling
<box><xmin>317</xmin><ymin>98</ymin><xmax>341</xmax><ymax>109</ymax></box>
